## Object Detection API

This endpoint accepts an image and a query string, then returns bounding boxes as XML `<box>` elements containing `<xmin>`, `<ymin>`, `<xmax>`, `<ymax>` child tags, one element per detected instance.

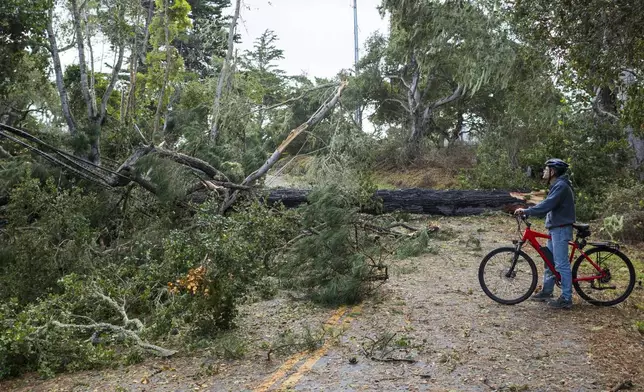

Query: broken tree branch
<box><xmin>50</xmin><ymin>286</ymin><xmax>175</xmax><ymax>356</ymax></box>
<box><xmin>369</xmin><ymin>356</ymin><xmax>417</xmax><ymax>363</ymax></box>
<box><xmin>210</xmin><ymin>0</ymin><xmax>242</xmax><ymax>140</ymax></box>
<box><xmin>254</xmin><ymin>83</ymin><xmax>340</xmax><ymax>113</ymax></box>
<box><xmin>219</xmin><ymin>80</ymin><xmax>348</xmax><ymax>213</ymax></box>
<box><xmin>51</xmin><ymin>320</ymin><xmax>176</xmax><ymax>357</ymax></box>
<box><xmin>92</xmin><ymin>287</ymin><xmax>144</xmax><ymax>331</ymax></box>
<box><xmin>156</xmin><ymin>148</ymin><xmax>230</xmax><ymax>182</ymax></box>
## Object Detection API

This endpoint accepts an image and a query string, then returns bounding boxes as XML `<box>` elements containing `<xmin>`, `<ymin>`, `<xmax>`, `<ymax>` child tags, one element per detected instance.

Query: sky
<box><xmin>57</xmin><ymin>1</ymin><xmax>389</xmax><ymax>131</ymax></box>
<box><xmin>60</xmin><ymin>0</ymin><xmax>389</xmax><ymax>79</ymax></box>
<box><xmin>233</xmin><ymin>0</ymin><xmax>389</xmax><ymax>78</ymax></box>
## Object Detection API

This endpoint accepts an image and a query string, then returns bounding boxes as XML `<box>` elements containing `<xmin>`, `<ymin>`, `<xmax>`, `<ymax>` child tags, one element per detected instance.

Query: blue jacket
<box><xmin>526</xmin><ymin>175</ymin><xmax>576</xmax><ymax>229</ymax></box>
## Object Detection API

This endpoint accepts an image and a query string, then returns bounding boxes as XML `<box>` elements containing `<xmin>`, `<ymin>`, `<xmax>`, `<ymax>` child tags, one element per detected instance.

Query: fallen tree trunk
<box><xmin>264</xmin><ymin>188</ymin><xmax>530</xmax><ymax>216</ymax></box>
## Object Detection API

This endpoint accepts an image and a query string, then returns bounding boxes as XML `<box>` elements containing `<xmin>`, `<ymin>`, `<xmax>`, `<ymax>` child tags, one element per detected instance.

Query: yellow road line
<box><xmin>253</xmin><ymin>306</ymin><xmax>351</xmax><ymax>392</ymax></box>
<box><xmin>279</xmin><ymin>305</ymin><xmax>362</xmax><ymax>390</ymax></box>
<box><xmin>254</xmin><ymin>351</ymin><xmax>309</xmax><ymax>392</ymax></box>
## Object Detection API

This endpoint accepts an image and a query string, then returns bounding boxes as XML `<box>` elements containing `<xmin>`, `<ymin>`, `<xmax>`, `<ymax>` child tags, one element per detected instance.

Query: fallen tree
<box><xmin>0</xmin><ymin>79</ymin><xmax>538</xmax><ymax>217</ymax></box>
<box><xmin>264</xmin><ymin>188</ymin><xmax>532</xmax><ymax>216</ymax></box>
<box><xmin>0</xmin><ymin>81</ymin><xmax>349</xmax><ymax>212</ymax></box>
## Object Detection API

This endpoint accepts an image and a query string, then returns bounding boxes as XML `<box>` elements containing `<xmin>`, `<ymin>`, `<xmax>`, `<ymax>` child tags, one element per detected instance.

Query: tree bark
<box><xmin>450</xmin><ymin>108</ymin><xmax>465</xmax><ymax>145</ymax></box>
<box><xmin>626</xmin><ymin>126</ymin><xmax>644</xmax><ymax>178</ymax></box>
<box><xmin>125</xmin><ymin>0</ymin><xmax>155</xmax><ymax>123</ymax></box>
<box><xmin>262</xmin><ymin>188</ymin><xmax>529</xmax><ymax>216</ymax></box>
<box><xmin>98</xmin><ymin>18</ymin><xmax>125</xmax><ymax>125</ymax></box>
<box><xmin>46</xmin><ymin>14</ymin><xmax>77</xmax><ymax>135</ymax></box>
<box><xmin>404</xmin><ymin>56</ymin><xmax>464</xmax><ymax>153</ymax></box>
<box><xmin>407</xmin><ymin>56</ymin><xmax>422</xmax><ymax>145</ymax></box>
<box><xmin>83</xmin><ymin>5</ymin><xmax>98</xmax><ymax>117</ymax></box>
<box><xmin>210</xmin><ymin>0</ymin><xmax>241</xmax><ymax>141</ymax></box>
<box><xmin>70</xmin><ymin>0</ymin><xmax>95</xmax><ymax>120</ymax></box>
<box><xmin>153</xmin><ymin>0</ymin><xmax>171</xmax><ymax>140</ymax></box>
<box><xmin>619</xmin><ymin>71</ymin><xmax>644</xmax><ymax>179</ymax></box>
<box><xmin>0</xmin><ymin>145</ymin><xmax>12</xmax><ymax>159</ymax></box>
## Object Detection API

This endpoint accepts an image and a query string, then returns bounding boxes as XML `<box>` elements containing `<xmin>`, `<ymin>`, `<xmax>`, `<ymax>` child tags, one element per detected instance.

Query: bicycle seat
<box><xmin>573</xmin><ymin>223</ymin><xmax>591</xmax><ymax>238</ymax></box>
<box><xmin>573</xmin><ymin>223</ymin><xmax>590</xmax><ymax>231</ymax></box>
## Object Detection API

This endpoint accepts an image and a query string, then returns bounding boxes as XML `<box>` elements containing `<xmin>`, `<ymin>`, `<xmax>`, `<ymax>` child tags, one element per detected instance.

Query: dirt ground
<box><xmin>3</xmin><ymin>215</ymin><xmax>643</xmax><ymax>392</ymax></box>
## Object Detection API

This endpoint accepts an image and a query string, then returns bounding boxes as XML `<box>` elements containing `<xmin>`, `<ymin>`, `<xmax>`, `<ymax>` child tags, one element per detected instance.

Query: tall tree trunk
<box><xmin>126</xmin><ymin>0</ymin><xmax>154</xmax><ymax>124</ymax></box>
<box><xmin>46</xmin><ymin>13</ymin><xmax>77</xmax><ymax>136</ymax></box>
<box><xmin>153</xmin><ymin>0</ymin><xmax>171</xmax><ymax>140</ymax></box>
<box><xmin>449</xmin><ymin>108</ymin><xmax>464</xmax><ymax>146</ymax></box>
<box><xmin>90</xmin><ymin>4</ymin><xmax>125</xmax><ymax>165</ymax></box>
<box><xmin>70</xmin><ymin>0</ymin><xmax>95</xmax><ymax>120</ymax></box>
<box><xmin>84</xmin><ymin>5</ymin><xmax>98</xmax><ymax>117</ymax></box>
<box><xmin>407</xmin><ymin>56</ymin><xmax>422</xmax><ymax>145</ymax></box>
<box><xmin>88</xmin><ymin>124</ymin><xmax>101</xmax><ymax>165</ymax></box>
<box><xmin>209</xmin><ymin>0</ymin><xmax>241</xmax><ymax>141</ymax></box>
<box><xmin>619</xmin><ymin>71</ymin><xmax>644</xmax><ymax>179</ymax></box>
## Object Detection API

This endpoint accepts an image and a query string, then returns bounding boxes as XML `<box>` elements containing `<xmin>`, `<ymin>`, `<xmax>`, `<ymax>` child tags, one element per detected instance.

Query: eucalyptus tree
<box><xmin>45</xmin><ymin>0</ymin><xmax>129</xmax><ymax>163</ymax></box>
<box><xmin>512</xmin><ymin>0</ymin><xmax>644</xmax><ymax>176</ymax></box>
<box><xmin>356</xmin><ymin>0</ymin><xmax>516</xmax><ymax>155</ymax></box>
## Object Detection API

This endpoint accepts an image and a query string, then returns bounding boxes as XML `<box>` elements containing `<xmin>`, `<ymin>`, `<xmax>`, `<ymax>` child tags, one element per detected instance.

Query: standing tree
<box><xmin>356</xmin><ymin>0</ymin><xmax>515</xmax><ymax>157</ymax></box>
<box><xmin>241</xmin><ymin>30</ymin><xmax>286</xmax><ymax>137</ymax></box>
<box><xmin>513</xmin><ymin>0</ymin><xmax>644</xmax><ymax>177</ymax></box>
<box><xmin>209</xmin><ymin>0</ymin><xmax>241</xmax><ymax>141</ymax></box>
<box><xmin>45</xmin><ymin>0</ymin><xmax>129</xmax><ymax>164</ymax></box>
<box><xmin>177</xmin><ymin>0</ymin><xmax>232</xmax><ymax>77</ymax></box>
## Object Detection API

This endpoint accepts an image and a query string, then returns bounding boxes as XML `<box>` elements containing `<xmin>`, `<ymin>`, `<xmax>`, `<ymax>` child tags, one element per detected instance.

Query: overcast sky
<box><xmin>234</xmin><ymin>0</ymin><xmax>388</xmax><ymax>78</ymax></box>
<box><xmin>60</xmin><ymin>0</ymin><xmax>388</xmax><ymax>79</ymax></box>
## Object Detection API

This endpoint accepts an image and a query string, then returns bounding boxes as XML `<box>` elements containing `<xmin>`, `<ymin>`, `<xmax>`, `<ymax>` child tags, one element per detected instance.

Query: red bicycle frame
<box><xmin>517</xmin><ymin>220</ymin><xmax>606</xmax><ymax>283</ymax></box>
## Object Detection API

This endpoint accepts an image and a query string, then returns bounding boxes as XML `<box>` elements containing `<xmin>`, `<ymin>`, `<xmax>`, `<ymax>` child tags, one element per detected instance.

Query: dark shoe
<box><xmin>548</xmin><ymin>296</ymin><xmax>573</xmax><ymax>309</ymax></box>
<box><xmin>530</xmin><ymin>291</ymin><xmax>554</xmax><ymax>302</ymax></box>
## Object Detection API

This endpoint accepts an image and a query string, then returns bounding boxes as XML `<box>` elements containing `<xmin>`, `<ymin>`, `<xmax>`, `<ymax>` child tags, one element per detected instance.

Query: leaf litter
<box><xmin>2</xmin><ymin>215</ymin><xmax>643</xmax><ymax>391</ymax></box>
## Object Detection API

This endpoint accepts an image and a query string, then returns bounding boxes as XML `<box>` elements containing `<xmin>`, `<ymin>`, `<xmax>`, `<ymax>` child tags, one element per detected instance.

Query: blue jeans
<box><xmin>542</xmin><ymin>225</ymin><xmax>573</xmax><ymax>301</ymax></box>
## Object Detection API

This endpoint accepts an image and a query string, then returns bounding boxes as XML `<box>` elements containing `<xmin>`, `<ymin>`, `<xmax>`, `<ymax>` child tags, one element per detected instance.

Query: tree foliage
<box><xmin>1</xmin><ymin>0</ymin><xmax>643</xmax><ymax>381</ymax></box>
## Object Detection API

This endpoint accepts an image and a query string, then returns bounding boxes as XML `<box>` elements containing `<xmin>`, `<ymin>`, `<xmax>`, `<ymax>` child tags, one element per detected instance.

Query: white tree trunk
<box><xmin>153</xmin><ymin>0</ymin><xmax>171</xmax><ymax>139</ymax></box>
<box><xmin>70</xmin><ymin>0</ymin><xmax>95</xmax><ymax>120</ymax></box>
<box><xmin>209</xmin><ymin>0</ymin><xmax>242</xmax><ymax>141</ymax></box>
<box><xmin>46</xmin><ymin>14</ymin><xmax>77</xmax><ymax>135</ymax></box>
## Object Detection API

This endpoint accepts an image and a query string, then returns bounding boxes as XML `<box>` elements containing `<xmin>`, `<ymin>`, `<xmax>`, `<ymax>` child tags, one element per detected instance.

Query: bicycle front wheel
<box><xmin>572</xmin><ymin>246</ymin><xmax>636</xmax><ymax>306</ymax></box>
<box><xmin>479</xmin><ymin>247</ymin><xmax>538</xmax><ymax>305</ymax></box>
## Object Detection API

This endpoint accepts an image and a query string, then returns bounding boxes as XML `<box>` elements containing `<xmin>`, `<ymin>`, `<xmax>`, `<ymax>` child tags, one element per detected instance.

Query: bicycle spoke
<box><xmin>482</xmin><ymin>252</ymin><xmax>534</xmax><ymax>302</ymax></box>
<box><xmin>574</xmin><ymin>248</ymin><xmax>635</xmax><ymax>306</ymax></box>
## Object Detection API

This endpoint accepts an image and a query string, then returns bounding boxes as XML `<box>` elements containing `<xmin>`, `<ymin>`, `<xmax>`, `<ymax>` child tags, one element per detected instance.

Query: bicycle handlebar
<box><xmin>514</xmin><ymin>214</ymin><xmax>531</xmax><ymax>231</ymax></box>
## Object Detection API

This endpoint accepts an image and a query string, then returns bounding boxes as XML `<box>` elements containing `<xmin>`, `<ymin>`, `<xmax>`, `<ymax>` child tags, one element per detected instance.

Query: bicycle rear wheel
<box><xmin>572</xmin><ymin>246</ymin><xmax>636</xmax><ymax>306</ymax></box>
<box><xmin>479</xmin><ymin>247</ymin><xmax>538</xmax><ymax>305</ymax></box>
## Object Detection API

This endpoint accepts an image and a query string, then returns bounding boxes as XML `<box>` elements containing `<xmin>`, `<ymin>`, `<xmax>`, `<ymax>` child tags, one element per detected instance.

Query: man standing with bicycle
<box><xmin>514</xmin><ymin>158</ymin><xmax>576</xmax><ymax>309</ymax></box>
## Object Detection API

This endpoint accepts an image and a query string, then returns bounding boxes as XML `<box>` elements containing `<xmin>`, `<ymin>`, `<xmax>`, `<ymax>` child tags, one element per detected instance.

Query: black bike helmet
<box><xmin>545</xmin><ymin>158</ymin><xmax>569</xmax><ymax>176</ymax></box>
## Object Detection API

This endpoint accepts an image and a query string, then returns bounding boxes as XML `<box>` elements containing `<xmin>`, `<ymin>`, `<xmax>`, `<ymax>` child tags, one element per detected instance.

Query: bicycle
<box><xmin>478</xmin><ymin>215</ymin><xmax>636</xmax><ymax>306</ymax></box>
